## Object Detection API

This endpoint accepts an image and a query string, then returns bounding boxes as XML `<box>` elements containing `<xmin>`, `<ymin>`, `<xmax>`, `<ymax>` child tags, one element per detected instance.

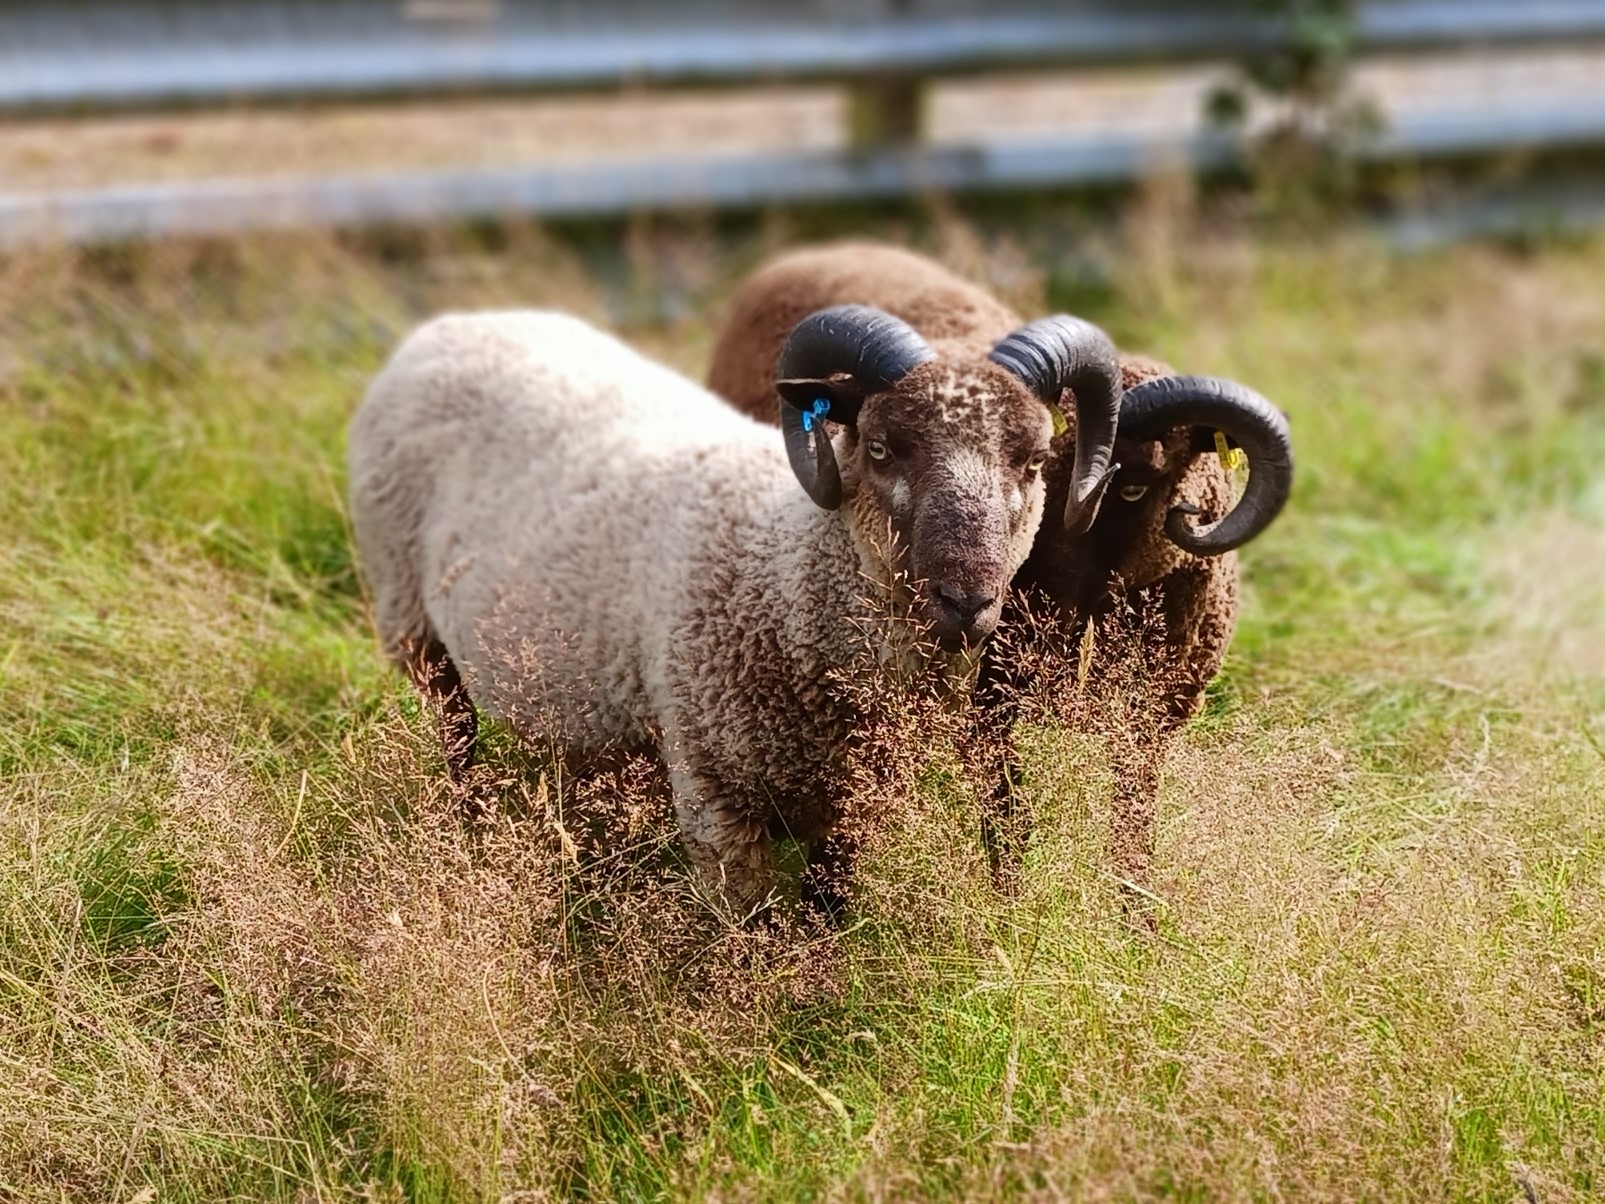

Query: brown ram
<box><xmin>707</xmin><ymin>243</ymin><xmax>1293</xmax><ymax>903</ymax></box>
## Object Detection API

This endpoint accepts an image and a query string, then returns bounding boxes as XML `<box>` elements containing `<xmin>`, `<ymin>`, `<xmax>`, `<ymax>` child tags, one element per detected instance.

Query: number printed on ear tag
<box><xmin>1047</xmin><ymin>401</ymin><xmax>1068</xmax><ymax>439</ymax></box>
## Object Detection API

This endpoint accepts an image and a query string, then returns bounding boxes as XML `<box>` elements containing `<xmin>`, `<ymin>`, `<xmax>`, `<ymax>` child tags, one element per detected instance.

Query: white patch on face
<box><xmin>890</xmin><ymin>477</ymin><xmax>911</xmax><ymax>513</ymax></box>
<box><xmin>1008</xmin><ymin>483</ymin><xmax>1023</xmax><ymax>513</ymax></box>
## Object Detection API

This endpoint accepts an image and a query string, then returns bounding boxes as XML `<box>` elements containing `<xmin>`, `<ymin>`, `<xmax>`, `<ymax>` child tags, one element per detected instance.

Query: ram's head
<box><xmin>774</xmin><ymin>305</ymin><xmax>1124</xmax><ymax>649</ymax></box>
<box><xmin>1024</xmin><ymin>358</ymin><xmax>1295</xmax><ymax>610</ymax></box>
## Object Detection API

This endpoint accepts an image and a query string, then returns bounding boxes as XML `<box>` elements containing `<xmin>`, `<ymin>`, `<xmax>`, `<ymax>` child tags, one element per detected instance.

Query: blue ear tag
<box><xmin>801</xmin><ymin>397</ymin><xmax>831</xmax><ymax>433</ymax></box>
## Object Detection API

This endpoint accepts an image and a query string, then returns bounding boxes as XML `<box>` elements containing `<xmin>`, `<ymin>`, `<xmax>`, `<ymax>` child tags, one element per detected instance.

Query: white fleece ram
<box><xmin>348</xmin><ymin>311</ymin><xmax>1037</xmax><ymax>911</ymax></box>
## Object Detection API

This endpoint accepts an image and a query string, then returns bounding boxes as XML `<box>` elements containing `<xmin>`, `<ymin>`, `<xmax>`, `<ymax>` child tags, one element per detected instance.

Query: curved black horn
<box><xmin>989</xmin><ymin>316</ymin><xmax>1123</xmax><ymax>534</ymax></box>
<box><xmin>1119</xmin><ymin>374</ymin><xmax>1294</xmax><ymax>556</ymax></box>
<box><xmin>775</xmin><ymin>305</ymin><xmax>935</xmax><ymax>510</ymax></box>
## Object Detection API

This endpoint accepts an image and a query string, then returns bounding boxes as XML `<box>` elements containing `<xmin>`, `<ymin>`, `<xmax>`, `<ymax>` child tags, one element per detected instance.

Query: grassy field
<box><xmin>1</xmin><ymin>205</ymin><xmax>1603</xmax><ymax>1201</ymax></box>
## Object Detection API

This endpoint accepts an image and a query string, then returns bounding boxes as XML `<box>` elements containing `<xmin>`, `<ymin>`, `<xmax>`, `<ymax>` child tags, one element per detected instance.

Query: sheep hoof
<box><xmin>742</xmin><ymin>898</ymin><xmax>784</xmax><ymax>933</ymax></box>
<box><xmin>800</xmin><ymin>834</ymin><xmax>856</xmax><ymax>926</ymax></box>
<box><xmin>1122</xmin><ymin>901</ymin><xmax>1160</xmax><ymax>935</ymax></box>
<box><xmin>1115</xmin><ymin>877</ymin><xmax>1163</xmax><ymax>934</ymax></box>
<box><xmin>800</xmin><ymin>881</ymin><xmax>850</xmax><ymax>927</ymax></box>
<box><xmin>449</xmin><ymin>769</ymin><xmax>498</xmax><ymax>824</ymax></box>
<box><xmin>989</xmin><ymin>855</ymin><xmax>1024</xmax><ymax>899</ymax></box>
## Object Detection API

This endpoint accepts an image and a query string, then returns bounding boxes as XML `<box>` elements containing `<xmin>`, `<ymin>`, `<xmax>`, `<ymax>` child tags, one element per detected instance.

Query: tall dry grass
<box><xmin>1</xmin><ymin>206</ymin><xmax>1602</xmax><ymax>1199</ymax></box>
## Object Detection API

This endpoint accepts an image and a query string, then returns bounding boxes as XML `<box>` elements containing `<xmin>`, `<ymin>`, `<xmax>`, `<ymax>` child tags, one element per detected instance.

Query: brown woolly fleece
<box><xmin>708</xmin><ymin>242</ymin><xmax>1242</xmax><ymax>887</ymax></box>
<box><xmin>709</xmin><ymin>244</ymin><xmax>1022</xmax><ymax>411</ymax></box>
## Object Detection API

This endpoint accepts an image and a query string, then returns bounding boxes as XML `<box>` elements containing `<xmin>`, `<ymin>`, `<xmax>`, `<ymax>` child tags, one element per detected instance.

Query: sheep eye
<box><xmin>1119</xmin><ymin>484</ymin><xmax>1149</xmax><ymax>502</ymax></box>
<box><xmin>866</xmin><ymin>439</ymin><xmax>890</xmax><ymax>462</ymax></box>
<box><xmin>1025</xmin><ymin>450</ymin><xmax>1049</xmax><ymax>474</ymax></box>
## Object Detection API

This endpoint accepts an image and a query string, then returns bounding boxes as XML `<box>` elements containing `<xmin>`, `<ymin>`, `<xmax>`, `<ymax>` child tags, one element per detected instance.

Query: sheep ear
<box><xmin>776</xmin><ymin>377</ymin><xmax>866</xmax><ymax>428</ymax></box>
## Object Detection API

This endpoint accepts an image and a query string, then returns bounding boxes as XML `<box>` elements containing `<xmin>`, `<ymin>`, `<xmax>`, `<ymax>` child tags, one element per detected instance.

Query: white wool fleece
<box><xmin>348</xmin><ymin>311</ymin><xmax>1021</xmax><ymax>910</ymax></box>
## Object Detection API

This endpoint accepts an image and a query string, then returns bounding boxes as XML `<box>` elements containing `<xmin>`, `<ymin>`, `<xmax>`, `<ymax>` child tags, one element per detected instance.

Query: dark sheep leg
<box><xmin>800</xmin><ymin>831</ymin><xmax>859</xmax><ymax>922</ymax></box>
<box><xmin>1108</xmin><ymin>736</ymin><xmax>1163</xmax><ymax>927</ymax></box>
<box><xmin>406</xmin><ymin>636</ymin><xmax>478</xmax><ymax>786</ymax></box>
<box><xmin>964</xmin><ymin>676</ymin><xmax>1029</xmax><ymax>893</ymax></box>
<box><xmin>979</xmin><ymin>742</ymin><xmax>1029</xmax><ymax>895</ymax></box>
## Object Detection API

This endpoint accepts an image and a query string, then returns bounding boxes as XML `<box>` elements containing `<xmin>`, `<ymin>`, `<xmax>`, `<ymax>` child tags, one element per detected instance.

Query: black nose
<box><xmin>933</xmin><ymin>585</ymin><xmax>995</xmax><ymax>626</ymax></box>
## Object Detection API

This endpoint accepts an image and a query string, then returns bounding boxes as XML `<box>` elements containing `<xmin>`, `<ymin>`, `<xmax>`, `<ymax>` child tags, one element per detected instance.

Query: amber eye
<box><xmin>1119</xmin><ymin>484</ymin><xmax>1149</xmax><ymax>502</ymax></box>
<box><xmin>1025</xmin><ymin>450</ymin><xmax>1049</xmax><ymax>474</ymax></box>
<box><xmin>866</xmin><ymin>439</ymin><xmax>890</xmax><ymax>462</ymax></box>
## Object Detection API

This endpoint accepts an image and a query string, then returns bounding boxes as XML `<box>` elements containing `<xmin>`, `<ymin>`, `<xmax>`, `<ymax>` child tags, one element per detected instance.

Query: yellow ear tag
<box><xmin>1047</xmin><ymin>401</ymin><xmax>1068</xmax><ymax>438</ymax></box>
<box><xmin>1214</xmin><ymin>430</ymin><xmax>1246</xmax><ymax>473</ymax></box>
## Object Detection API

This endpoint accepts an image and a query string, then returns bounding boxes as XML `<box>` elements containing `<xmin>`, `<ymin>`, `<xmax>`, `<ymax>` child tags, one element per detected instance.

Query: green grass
<box><xmin>2</xmin><ymin>211</ymin><xmax>1603</xmax><ymax>1200</ymax></box>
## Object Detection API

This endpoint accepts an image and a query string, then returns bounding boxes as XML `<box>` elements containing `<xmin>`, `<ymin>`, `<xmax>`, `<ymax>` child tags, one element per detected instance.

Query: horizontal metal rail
<box><xmin>7</xmin><ymin>100</ymin><xmax>1604</xmax><ymax>249</ymax></box>
<box><xmin>4</xmin><ymin>1</ymin><xmax>1605</xmax><ymax>114</ymax></box>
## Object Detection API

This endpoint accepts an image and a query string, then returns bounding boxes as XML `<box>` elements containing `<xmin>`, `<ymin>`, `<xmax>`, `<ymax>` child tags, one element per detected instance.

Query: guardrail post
<box><xmin>847</xmin><ymin>74</ymin><xmax>926</xmax><ymax>150</ymax></box>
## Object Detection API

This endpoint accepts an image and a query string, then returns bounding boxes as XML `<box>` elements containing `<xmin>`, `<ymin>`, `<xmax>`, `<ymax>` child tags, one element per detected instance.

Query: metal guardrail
<box><xmin>9</xmin><ymin>101</ymin><xmax>1605</xmax><ymax>250</ymax></box>
<box><xmin>4</xmin><ymin>1</ymin><xmax>1605</xmax><ymax>245</ymax></box>
<box><xmin>5</xmin><ymin>0</ymin><xmax>1605</xmax><ymax>114</ymax></box>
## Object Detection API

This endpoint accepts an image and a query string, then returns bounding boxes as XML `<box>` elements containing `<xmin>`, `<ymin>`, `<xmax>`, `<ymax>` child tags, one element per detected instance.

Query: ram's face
<box><xmin>1094</xmin><ymin>431</ymin><xmax>1186</xmax><ymax>569</ymax></box>
<box><xmin>847</xmin><ymin>360</ymin><xmax>1053</xmax><ymax>650</ymax></box>
<box><xmin>1027</xmin><ymin>428</ymin><xmax>1224</xmax><ymax>613</ymax></box>
<box><xmin>1032</xmin><ymin>429</ymin><xmax>1186</xmax><ymax>611</ymax></box>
